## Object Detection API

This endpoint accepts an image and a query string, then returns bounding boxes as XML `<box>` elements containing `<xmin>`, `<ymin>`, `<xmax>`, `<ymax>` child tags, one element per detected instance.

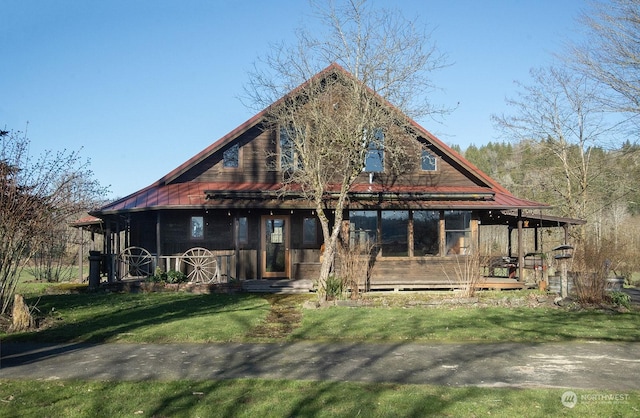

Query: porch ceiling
<box><xmin>479</xmin><ymin>210</ymin><xmax>586</xmax><ymax>228</ymax></box>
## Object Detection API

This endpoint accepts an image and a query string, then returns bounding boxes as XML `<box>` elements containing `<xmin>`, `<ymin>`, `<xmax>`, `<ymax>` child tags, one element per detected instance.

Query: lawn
<box><xmin>2</xmin><ymin>290</ymin><xmax>638</xmax><ymax>343</ymax></box>
<box><xmin>1</xmin><ymin>289</ymin><xmax>639</xmax><ymax>417</ymax></box>
<box><xmin>0</xmin><ymin>379</ymin><xmax>636</xmax><ymax>417</ymax></box>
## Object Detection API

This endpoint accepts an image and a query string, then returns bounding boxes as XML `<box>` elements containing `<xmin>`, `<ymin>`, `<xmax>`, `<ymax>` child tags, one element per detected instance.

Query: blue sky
<box><xmin>1</xmin><ymin>0</ymin><xmax>592</xmax><ymax>200</ymax></box>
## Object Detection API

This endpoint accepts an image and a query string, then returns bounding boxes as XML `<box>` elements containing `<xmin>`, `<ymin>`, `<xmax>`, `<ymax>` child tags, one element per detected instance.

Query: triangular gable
<box><xmin>97</xmin><ymin>63</ymin><xmax>547</xmax><ymax>213</ymax></box>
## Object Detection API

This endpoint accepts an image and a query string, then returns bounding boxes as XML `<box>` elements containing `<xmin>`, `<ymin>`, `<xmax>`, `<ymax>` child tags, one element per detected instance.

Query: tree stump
<box><xmin>9</xmin><ymin>294</ymin><xmax>34</xmax><ymax>332</ymax></box>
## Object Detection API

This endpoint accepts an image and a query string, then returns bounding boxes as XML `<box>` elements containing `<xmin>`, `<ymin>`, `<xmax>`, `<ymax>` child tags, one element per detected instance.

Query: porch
<box><xmin>90</xmin><ymin>245</ymin><xmax>528</xmax><ymax>293</ymax></box>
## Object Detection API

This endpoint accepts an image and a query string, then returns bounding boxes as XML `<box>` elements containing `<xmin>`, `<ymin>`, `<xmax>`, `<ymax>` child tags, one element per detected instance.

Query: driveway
<box><xmin>2</xmin><ymin>341</ymin><xmax>640</xmax><ymax>391</ymax></box>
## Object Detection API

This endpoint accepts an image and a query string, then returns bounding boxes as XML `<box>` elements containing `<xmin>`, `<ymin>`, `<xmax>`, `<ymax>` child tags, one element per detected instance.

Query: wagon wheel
<box><xmin>182</xmin><ymin>247</ymin><xmax>219</xmax><ymax>283</ymax></box>
<box><xmin>118</xmin><ymin>246</ymin><xmax>154</xmax><ymax>279</ymax></box>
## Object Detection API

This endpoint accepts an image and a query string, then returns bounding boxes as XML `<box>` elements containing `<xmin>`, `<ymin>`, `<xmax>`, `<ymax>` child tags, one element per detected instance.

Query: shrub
<box><xmin>608</xmin><ymin>291</ymin><xmax>631</xmax><ymax>309</ymax></box>
<box><xmin>166</xmin><ymin>270</ymin><xmax>188</xmax><ymax>284</ymax></box>
<box><xmin>337</xmin><ymin>241</ymin><xmax>373</xmax><ymax>299</ymax></box>
<box><xmin>325</xmin><ymin>275</ymin><xmax>344</xmax><ymax>300</ymax></box>
<box><xmin>147</xmin><ymin>268</ymin><xmax>188</xmax><ymax>284</ymax></box>
<box><xmin>571</xmin><ymin>238</ymin><xmax>616</xmax><ymax>305</ymax></box>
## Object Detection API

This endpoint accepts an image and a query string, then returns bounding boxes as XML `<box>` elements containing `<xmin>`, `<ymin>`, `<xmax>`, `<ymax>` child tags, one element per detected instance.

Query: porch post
<box><xmin>106</xmin><ymin>221</ymin><xmax>114</xmax><ymax>283</ymax></box>
<box><xmin>234</xmin><ymin>215</ymin><xmax>239</xmax><ymax>281</ymax></box>
<box><xmin>155</xmin><ymin>211</ymin><xmax>162</xmax><ymax>270</ymax></box>
<box><xmin>517</xmin><ymin>210</ymin><xmax>524</xmax><ymax>282</ymax></box>
<box><xmin>78</xmin><ymin>228</ymin><xmax>84</xmax><ymax>282</ymax></box>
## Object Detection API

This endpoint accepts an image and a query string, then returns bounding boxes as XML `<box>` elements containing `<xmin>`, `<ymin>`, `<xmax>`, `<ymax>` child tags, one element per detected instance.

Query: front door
<box><xmin>261</xmin><ymin>215</ymin><xmax>290</xmax><ymax>278</ymax></box>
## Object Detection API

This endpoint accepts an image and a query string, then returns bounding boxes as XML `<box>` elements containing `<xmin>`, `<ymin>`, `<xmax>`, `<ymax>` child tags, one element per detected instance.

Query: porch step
<box><xmin>242</xmin><ymin>279</ymin><xmax>315</xmax><ymax>294</ymax></box>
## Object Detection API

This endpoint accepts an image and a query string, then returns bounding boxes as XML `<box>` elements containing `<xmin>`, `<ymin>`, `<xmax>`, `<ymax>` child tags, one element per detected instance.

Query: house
<box><xmin>86</xmin><ymin>63</ymin><xmax>584</xmax><ymax>292</ymax></box>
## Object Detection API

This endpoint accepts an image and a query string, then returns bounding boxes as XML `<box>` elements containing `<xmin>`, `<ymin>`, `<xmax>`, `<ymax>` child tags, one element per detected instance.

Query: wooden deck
<box><xmin>240</xmin><ymin>276</ymin><xmax>524</xmax><ymax>293</ymax></box>
<box><xmin>476</xmin><ymin>277</ymin><xmax>526</xmax><ymax>290</ymax></box>
<box><xmin>242</xmin><ymin>279</ymin><xmax>315</xmax><ymax>294</ymax></box>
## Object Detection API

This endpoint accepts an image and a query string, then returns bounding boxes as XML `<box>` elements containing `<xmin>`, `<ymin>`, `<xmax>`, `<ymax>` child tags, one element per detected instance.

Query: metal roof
<box><xmin>91</xmin><ymin>63</ymin><xmax>556</xmax><ymax>218</ymax></box>
<box><xmin>94</xmin><ymin>181</ymin><xmax>549</xmax><ymax>215</ymax></box>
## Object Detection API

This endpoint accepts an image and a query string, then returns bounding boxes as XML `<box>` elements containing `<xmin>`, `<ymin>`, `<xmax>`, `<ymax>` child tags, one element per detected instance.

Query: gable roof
<box><xmin>95</xmin><ymin>63</ymin><xmax>549</xmax><ymax>215</ymax></box>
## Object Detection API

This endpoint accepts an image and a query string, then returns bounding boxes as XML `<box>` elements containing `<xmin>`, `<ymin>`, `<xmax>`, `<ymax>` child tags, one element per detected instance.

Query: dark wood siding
<box><xmin>174</xmin><ymin>127</ymin><xmax>279</xmax><ymax>184</ymax></box>
<box><xmin>173</xmin><ymin>124</ymin><xmax>482</xmax><ymax>190</ymax></box>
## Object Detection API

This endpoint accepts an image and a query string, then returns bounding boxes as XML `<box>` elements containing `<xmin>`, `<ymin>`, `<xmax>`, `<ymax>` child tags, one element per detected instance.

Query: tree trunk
<box><xmin>316</xmin><ymin>206</ymin><xmax>346</xmax><ymax>300</ymax></box>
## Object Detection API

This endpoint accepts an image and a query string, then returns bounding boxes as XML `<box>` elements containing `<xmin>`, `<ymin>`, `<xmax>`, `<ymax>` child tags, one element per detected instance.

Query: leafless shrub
<box><xmin>337</xmin><ymin>241</ymin><xmax>374</xmax><ymax>299</ymax></box>
<box><xmin>571</xmin><ymin>237</ymin><xmax>620</xmax><ymax>305</ymax></box>
<box><xmin>0</xmin><ymin>129</ymin><xmax>106</xmax><ymax>314</ymax></box>
<box><xmin>444</xmin><ymin>245</ymin><xmax>484</xmax><ymax>298</ymax></box>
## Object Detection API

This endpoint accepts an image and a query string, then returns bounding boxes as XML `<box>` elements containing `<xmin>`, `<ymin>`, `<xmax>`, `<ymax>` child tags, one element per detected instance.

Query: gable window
<box><xmin>303</xmin><ymin>217</ymin><xmax>317</xmax><ymax>245</ymax></box>
<box><xmin>445</xmin><ymin>210</ymin><xmax>471</xmax><ymax>255</ymax></box>
<box><xmin>280</xmin><ymin>126</ymin><xmax>301</xmax><ymax>171</ymax></box>
<box><xmin>364</xmin><ymin>128</ymin><xmax>384</xmax><ymax>172</ymax></box>
<box><xmin>191</xmin><ymin>216</ymin><xmax>204</xmax><ymax>239</ymax></box>
<box><xmin>421</xmin><ymin>149</ymin><xmax>437</xmax><ymax>171</ymax></box>
<box><xmin>223</xmin><ymin>144</ymin><xmax>239</xmax><ymax>168</ymax></box>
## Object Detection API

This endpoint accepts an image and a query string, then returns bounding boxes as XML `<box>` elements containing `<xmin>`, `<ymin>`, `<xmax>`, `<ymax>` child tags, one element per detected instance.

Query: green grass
<box><xmin>2</xmin><ymin>291</ymin><xmax>639</xmax><ymax>417</ymax></box>
<box><xmin>2</xmin><ymin>291</ymin><xmax>638</xmax><ymax>343</ymax></box>
<box><xmin>13</xmin><ymin>265</ymin><xmax>89</xmax><ymax>298</ymax></box>
<box><xmin>0</xmin><ymin>379</ymin><xmax>637</xmax><ymax>417</ymax></box>
<box><xmin>3</xmin><ymin>292</ymin><xmax>271</xmax><ymax>343</ymax></box>
<box><xmin>291</xmin><ymin>305</ymin><xmax>640</xmax><ymax>342</ymax></box>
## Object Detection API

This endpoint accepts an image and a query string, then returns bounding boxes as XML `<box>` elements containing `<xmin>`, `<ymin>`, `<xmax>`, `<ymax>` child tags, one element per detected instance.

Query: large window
<box><xmin>381</xmin><ymin>211</ymin><xmax>408</xmax><ymax>256</ymax></box>
<box><xmin>413</xmin><ymin>210</ymin><xmax>439</xmax><ymax>255</ymax></box>
<box><xmin>364</xmin><ymin>128</ymin><xmax>384</xmax><ymax>172</ymax></box>
<box><xmin>349</xmin><ymin>210</ymin><xmax>377</xmax><ymax>247</ymax></box>
<box><xmin>348</xmin><ymin>209</ymin><xmax>473</xmax><ymax>257</ymax></box>
<box><xmin>445</xmin><ymin>210</ymin><xmax>471</xmax><ymax>254</ymax></box>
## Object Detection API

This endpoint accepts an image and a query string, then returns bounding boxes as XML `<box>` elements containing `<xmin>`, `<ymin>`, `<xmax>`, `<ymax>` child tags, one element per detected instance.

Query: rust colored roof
<box><xmin>95</xmin><ymin>181</ymin><xmax>548</xmax><ymax>214</ymax></box>
<box><xmin>93</xmin><ymin>63</ymin><xmax>551</xmax><ymax>216</ymax></box>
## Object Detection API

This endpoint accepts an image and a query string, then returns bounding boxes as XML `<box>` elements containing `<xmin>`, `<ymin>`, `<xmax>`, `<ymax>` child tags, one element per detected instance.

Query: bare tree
<box><xmin>571</xmin><ymin>0</ymin><xmax>640</xmax><ymax>118</ymax></box>
<box><xmin>245</xmin><ymin>0</ymin><xmax>448</xmax><ymax>296</ymax></box>
<box><xmin>0</xmin><ymin>129</ymin><xmax>106</xmax><ymax>314</ymax></box>
<box><xmin>493</xmin><ymin>67</ymin><xmax>625</xmax><ymax>234</ymax></box>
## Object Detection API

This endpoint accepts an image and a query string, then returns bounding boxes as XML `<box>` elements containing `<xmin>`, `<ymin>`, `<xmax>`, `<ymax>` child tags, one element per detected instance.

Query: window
<box><xmin>381</xmin><ymin>211</ymin><xmax>408</xmax><ymax>256</ymax></box>
<box><xmin>364</xmin><ymin>128</ymin><xmax>384</xmax><ymax>172</ymax></box>
<box><xmin>349</xmin><ymin>210</ymin><xmax>377</xmax><ymax>248</ymax></box>
<box><xmin>421</xmin><ymin>149</ymin><xmax>437</xmax><ymax>171</ymax></box>
<box><xmin>238</xmin><ymin>217</ymin><xmax>248</xmax><ymax>244</ymax></box>
<box><xmin>191</xmin><ymin>216</ymin><xmax>204</xmax><ymax>239</ymax></box>
<box><xmin>445</xmin><ymin>210</ymin><xmax>471</xmax><ymax>254</ymax></box>
<box><xmin>280</xmin><ymin>126</ymin><xmax>301</xmax><ymax>171</ymax></box>
<box><xmin>413</xmin><ymin>210</ymin><xmax>439</xmax><ymax>255</ymax></box>
<box><xmin>223</xmin><ymin>144</ymin><xmax>239</xmax><ymax>168</ymax></box>
<box><xmin>303</xmin><ymin>217</ymin><xmax>317</xmax><ymax>245</ymax></box>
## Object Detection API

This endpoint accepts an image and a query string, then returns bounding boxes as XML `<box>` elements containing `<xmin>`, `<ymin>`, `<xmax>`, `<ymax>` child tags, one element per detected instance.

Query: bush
<box><xmin>147</xmin><ymin>268</ymin><xmax>188</xmax><ymax>284</ymax></box>
<box><xmin>608</xmin><ymin>291</ymin><xmax>631</xmax><ymax>309</ymax></box>
<box><xmin>325</xmin><ymin>275</ymin><xmax>344</xmax><ymax>300</ymax></box>
<box><xmin>571</xmin><ymin>238</ymin><xmax>613</xmax><ymax>305</ymax></box>
<box><xmin>166</xmin><ymin>270</ymin><xmax>188</xmax><ymax>284</ymax></box>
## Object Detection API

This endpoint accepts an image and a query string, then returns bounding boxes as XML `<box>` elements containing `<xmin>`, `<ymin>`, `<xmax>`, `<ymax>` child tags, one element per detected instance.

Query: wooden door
<box><xmin>261</xmin><ymin>215</ymin><xmax>290</xmax><ymax>278</ymax></box>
